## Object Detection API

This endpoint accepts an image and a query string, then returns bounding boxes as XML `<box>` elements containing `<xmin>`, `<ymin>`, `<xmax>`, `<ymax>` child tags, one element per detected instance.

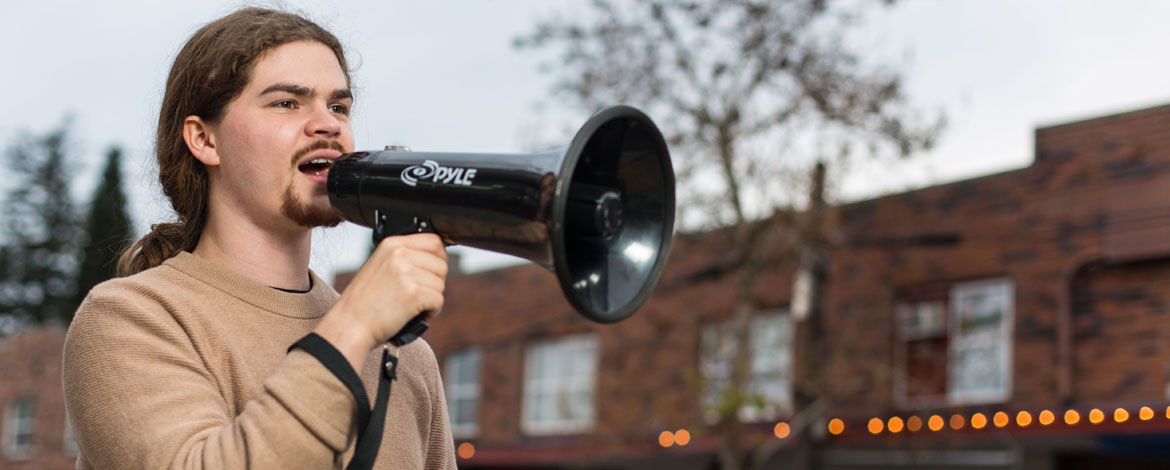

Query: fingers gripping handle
<box><xmin>374</xmin><ymin>210</ymin><xmax>435</xmax><ymax>347</ymax></box>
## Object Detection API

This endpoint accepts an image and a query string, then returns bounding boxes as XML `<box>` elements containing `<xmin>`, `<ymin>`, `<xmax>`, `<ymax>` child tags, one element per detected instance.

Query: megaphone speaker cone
<box><xmin>552</xmin><ymin>105</ymin><xmax>675</xmax><ymax>323</ymax></box>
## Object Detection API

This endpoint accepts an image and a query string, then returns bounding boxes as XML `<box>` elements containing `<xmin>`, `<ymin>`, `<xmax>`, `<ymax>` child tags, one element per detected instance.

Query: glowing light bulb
<box><xmin>1114</xmin><ymin>408</ymin><xmax>1129</xmax><ymax>423</ymax></box>
<box><xmin>1065</xmin><ymin>409</ymin><xmax>1080</xmax><ymax>425</ymax></box>
<box><xmin>774</xmin><ymin>422</ymin><xmax>791</xmax><ymax>439</ymax></box>
<box><xmin>971</xmin><ymin>413</ymin><xmax>988</xmax><ymax>429</ymax></box>
<box><xmin>868</xmin><ymin>418</ymin><xmax>884</xmax><ymax>434</ymax></box>
<box><xmin>675</xmin><ymin>429</ymin><xmax>691</xmax><ymax>446</ymax></box>
<box><xmin>828</xmin><ymin>419</ymin><xmax>845</xmax><ymax>435</ymax></box>
<box><xmin>1017</xmin><ymin>411</ymin><xmax>1033</xmax><ymax>427</ymax></box>
<box><xmin>1140</xmin><ymin>406</ymin><xmax>1154</xmax><ymax>421</ymax></box>
<box><xmin>1039</xmin><ymin>410</ymin><xmax>1055</xmax><ymax>426</ymax></box>
<box><xmin>928</xmin><ymin>415</ymin><xmax>944</xmax><ymax>431</ymax></box>
<box><xmin>457</xmin><ymin>442</ymin><xmax>476</xmax><ymax>460</ymax></box>
<box><xmin>659</xmin><ymin>431</ymin><xmax>675</xmax><ymax>447</ymax></box>
<box><xmin>993</xmin><ymin>412</ymin><xmax>1010</xmax><ymax>428</ymax></box>
<box><xmin>888</xmin><ymin>417</ymin><xmax>904</xmax><ymax>433</ymax></box>
<box><xmin>1089</xmin><ymin>409</ymin><xmax>1105</xmax><ymax>424</ymax></box>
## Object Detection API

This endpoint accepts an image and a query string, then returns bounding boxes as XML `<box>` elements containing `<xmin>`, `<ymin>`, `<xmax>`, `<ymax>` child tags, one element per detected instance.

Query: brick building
<box><xmin>4</xmin><ymin>103</ymin><xmax>1170</xmax><ymax>469</ymax></box>
<box><xmin>0</xmin><ymin>325</ymin><xmax>75</xmax><ymax>470</ymax></box>
<box><xmin>420</xmin><ymin>103</ymin><xmax>1170</xmax><ymax>470</ymax></box>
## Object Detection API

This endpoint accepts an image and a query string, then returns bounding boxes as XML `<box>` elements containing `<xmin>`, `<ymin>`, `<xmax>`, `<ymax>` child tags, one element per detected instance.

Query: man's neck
<box><xmin>194</xmin><ymin>210</ymin><xmax>313</xmax><ymax>291</ymax></box>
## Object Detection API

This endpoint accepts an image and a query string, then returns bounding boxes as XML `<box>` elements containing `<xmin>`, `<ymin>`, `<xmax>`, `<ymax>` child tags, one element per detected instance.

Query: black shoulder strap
<box><xmin>290</xmin><ymin>333</ymin><xmax>396</xmax><ymax>470</ymax></box>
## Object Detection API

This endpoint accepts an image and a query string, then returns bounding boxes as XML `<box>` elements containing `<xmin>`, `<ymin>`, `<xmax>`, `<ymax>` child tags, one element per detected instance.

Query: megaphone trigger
<box><xmin>372</xmin><ymin>210</ymin><xmax>449</xmax><ymax>246</ymax></box>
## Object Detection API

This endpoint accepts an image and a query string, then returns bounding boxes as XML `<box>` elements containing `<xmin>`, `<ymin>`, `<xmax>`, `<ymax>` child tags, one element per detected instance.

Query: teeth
<box><xmin>309</xmin><ymin>158</ymin><xmax>331</xmax><ymax>165</ymax></box>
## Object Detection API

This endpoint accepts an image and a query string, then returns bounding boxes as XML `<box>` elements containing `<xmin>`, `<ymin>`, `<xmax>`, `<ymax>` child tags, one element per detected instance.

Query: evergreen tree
<box><xmin>0</xmin><ymin>121</ymin><xmax>83</xmax><ymax>326</ymax></box>
<box><xmin>73</xmin><ymin>146</ymin><xmax>135</xmax><ymax>308</ymax></box>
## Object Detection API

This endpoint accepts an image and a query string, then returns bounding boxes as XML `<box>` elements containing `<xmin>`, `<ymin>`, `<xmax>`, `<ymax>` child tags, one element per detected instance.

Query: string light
<box><xmin>907</xmin><ymin>416</ymin><xmax>923</xmax><ymax>432</ymax></box>
<box><xmin>774</xmin><ymin>422</ymin><xmax>791</xmax><ymax>439</ymax></box>
<box><xmin>949</xmin><ymin>414</ymin><xmax>965</xmax><ymax>430</ymax></box>
<box><xmin>659</xmin><ymin>431</ymin><xmax>675</xmax><ymax>447</ymax></box>
<box><xmin>675</xmin><ymin>429</ymin><xmax>691</xmax><ymax>446</ymax></box>
<box><xmin>1114</xmin><ymin>408</ymin><xmax>1129</xmax><ymax>423</ymax></box>
<box><xmin>828</xmin><ymin>419</ymin><xmax>845</xmax><ymax>435</ymax></box>
<box><xmin>971</xmin><ymin>413</ymin><xmax>988</xmax><ymax>429</ymax></box>
<box><xmin>1089</xmin><ymin>409</ymin><xmax>1105</xmax><ymax>424</ymax></box>
<box><xmin>928</xmin><ymin>415</ymin><xmax>944</xmax><ymax>431</ymax></box>
<box><xmin>457</xmin><ymin>442</ymin><xmax>476</xmax><ymax>460</ymax></box>
<box><xmin>808</xmin><ymin>402</ymin><xmax>1170</xmax><ymax>441</ymax></box>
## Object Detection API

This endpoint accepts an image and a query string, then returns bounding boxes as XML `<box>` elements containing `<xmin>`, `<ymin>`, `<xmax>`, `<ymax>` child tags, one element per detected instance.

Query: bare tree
<box><xmin>517</xmin><ymin>1</ymin><xmax>942</xmax><ymax>469</ymax></box>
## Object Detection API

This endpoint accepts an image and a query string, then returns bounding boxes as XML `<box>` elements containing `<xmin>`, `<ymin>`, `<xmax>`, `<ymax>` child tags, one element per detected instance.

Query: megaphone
<box><xmin>329</xmin><ymin>105</ymin><xmax>675</xmax><ymax>346</ymax></box>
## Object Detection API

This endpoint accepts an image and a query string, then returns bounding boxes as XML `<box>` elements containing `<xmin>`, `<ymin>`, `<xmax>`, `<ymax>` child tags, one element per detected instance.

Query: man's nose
<box><xmin>306</xmin><ymin>105</ymin><xmax>342</xmax><ymax>137</ymax></box>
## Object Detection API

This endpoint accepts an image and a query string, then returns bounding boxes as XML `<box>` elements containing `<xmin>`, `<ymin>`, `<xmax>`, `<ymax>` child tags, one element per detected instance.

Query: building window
<box><xmin>895</xmin><ymin>278</ymin><xmax>1014</xmax><ymax>407</ymax></box>
<box><xmin>700</xmin><ymin>310</ymin><xmax>793</xmax><ymax>422</ymax></box>
<box><xmin>2</xmin><ymin>397</ymin><xmax>35</xmax><ymax>459</ymax></box>
<box><xmin>522</xmin><ymin>334</ymin><xmax>598</xmax><ymax>434</ymax></box>
<box><xmin>444</xmin><ymin>348</ymin><xmax>481</xmax><ymax>438</ymax></box>
<box><xmin>949</xmin><ymin>278</ymin><xmax>1014</xmax><ymax>404</ymax></box>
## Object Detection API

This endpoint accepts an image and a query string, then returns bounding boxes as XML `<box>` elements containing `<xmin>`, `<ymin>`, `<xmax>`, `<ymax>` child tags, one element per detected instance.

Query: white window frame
<box><xmin>2</xmin><ymin>397</ymin><xmax>35</xmax><ymax>460</ymax></box>
<box><xmin>948</xmin><ymin>277</ymin><xmax>1014</xmax><ymax>405</ymax></box>
<box><xmin>700</xmin><ymin>310</ymin><xmax>793</xmax><ymax>423</ymax></box>
<box><xmin>444</xmin><ymin>347</ymin><xmax>482</xmax><ymax>438</ymax></box>
<box><xmin>521</xmin><ymin>334</ymin><xmax>598</xmax><ymax>435</ymax></box>
<box><xmin>893</xmin><ymin>300</ymin><xmax>949</xmax><ymax>408</ymax></box>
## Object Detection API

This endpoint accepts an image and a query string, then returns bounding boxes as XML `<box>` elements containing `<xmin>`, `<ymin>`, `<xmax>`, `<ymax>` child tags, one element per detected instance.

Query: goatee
<box><xmin>281</xmin><ymin>185</ymin><xmax>342</xmax><ymax>228</ymax></box>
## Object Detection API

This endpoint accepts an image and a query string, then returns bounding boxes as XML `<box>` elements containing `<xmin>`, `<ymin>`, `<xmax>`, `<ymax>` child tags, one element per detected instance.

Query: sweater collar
<box><xmin>163</xmin><ymin>251</ymin><xmax>338</xmax><ymax>319</ymax></box>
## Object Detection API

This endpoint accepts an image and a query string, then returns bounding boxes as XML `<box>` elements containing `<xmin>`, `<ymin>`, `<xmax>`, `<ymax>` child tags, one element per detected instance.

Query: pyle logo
<box><xmin>401</xmin><ymin>160</ymin><xmax>478</xmax><ymax>187</ymax></box>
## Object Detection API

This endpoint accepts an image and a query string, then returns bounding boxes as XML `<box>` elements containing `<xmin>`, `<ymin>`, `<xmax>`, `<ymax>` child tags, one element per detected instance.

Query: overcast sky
<box><xmin>3</xmin><ymin>0</ymin><xmax>1170</xmax><ymax>282</ymax></box>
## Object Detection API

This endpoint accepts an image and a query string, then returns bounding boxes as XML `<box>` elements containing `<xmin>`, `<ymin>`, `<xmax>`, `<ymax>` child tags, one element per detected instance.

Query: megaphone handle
<box><xmin>373</xmin><ymin>210</ymin><xmax>434</xmax><ymax>347</ymax></box>
<box><xmin>390</xmin><ymin>315</ymin><xmax>429</xmax><ymax>347</ymax></box>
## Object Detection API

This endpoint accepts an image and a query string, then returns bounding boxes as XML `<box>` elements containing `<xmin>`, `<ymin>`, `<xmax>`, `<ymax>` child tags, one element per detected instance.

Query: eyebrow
<box><xmin>260</xmin><ymin>83</ymin><xmax>352</xmax><ymax>101</ymax></box>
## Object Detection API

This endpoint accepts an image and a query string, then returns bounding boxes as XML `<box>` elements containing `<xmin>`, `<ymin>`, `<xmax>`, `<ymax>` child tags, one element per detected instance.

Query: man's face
<box><xmin>208</xmin><ymin>40</ymin><xmax>353</xmax><ymax>229</ymax></box>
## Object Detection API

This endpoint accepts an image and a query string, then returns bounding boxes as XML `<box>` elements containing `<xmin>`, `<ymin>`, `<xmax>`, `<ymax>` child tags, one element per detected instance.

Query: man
<box><xmin>62</xmin><ymin>8</ymin><xmax>455</xmax><ymax>469</ymax></box>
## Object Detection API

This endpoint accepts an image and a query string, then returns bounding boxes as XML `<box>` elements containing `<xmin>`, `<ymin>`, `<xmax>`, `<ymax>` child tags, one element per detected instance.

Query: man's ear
<box><xmin>183</xmin><ymin>116</ymin><xmax>220</xmax><ymax>167</ymax></box>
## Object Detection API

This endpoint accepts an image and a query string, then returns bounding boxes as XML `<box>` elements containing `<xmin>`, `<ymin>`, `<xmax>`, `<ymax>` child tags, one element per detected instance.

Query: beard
<box><xmin>283</xmin><ymin>139</ymin><xmax>347</xmax><ymax>228</ymax></box>
<box><xmin>281</xmin><ymin>184</ymin><xmax>342</xmax><ymax>228</ymax></box>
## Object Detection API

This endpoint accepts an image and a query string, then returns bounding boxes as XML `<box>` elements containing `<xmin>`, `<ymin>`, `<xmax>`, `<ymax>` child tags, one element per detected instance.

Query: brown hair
<box><xmin>118</xmin><ymin>7</ymin><xmax>351</xmax><ymax>276</ymax></box>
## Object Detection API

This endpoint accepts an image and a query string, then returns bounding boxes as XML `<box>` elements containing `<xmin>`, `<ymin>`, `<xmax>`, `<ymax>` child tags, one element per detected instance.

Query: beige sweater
<box><xmin>62</xmin><ymin>252</ymin><xmax>455</xmax><ymax>469</ymax></box>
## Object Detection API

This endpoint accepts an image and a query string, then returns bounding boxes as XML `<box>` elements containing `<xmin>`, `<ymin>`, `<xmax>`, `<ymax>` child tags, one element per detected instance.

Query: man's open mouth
<box><xmin>298</xmin><ymin>158</ymin><xmax>334</xmax><ymax>176</ymax></box>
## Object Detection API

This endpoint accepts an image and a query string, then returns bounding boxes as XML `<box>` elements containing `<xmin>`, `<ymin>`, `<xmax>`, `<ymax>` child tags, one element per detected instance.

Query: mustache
<box><xmin>291</xmin><ymin>140</ymin><xmax>348</xmax><ymax>165</ymax></box>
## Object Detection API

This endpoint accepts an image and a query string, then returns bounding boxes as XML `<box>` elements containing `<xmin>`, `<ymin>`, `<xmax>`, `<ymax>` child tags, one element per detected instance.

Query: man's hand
<box><xmin>313</xmin><ymin>233</ymin><xmax>448</xmax><ymax>371</ymax></box>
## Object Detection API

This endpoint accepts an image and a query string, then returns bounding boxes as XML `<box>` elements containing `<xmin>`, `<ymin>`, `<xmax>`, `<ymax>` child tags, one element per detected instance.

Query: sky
<box><xmin>3</xmin><ymin>0</ymin><xmax>1170</xmax><ymax>283</ymax></box>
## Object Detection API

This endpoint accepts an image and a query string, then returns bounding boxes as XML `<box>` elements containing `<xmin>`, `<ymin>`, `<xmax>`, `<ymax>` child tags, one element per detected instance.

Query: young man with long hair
<box><xmin>62</xmin><ymin>8</ymin><xmax>455</xmax><ymax>469</ymax></box>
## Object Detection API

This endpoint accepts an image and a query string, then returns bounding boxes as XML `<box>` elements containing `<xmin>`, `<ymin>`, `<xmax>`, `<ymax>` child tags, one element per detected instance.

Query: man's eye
<box><xmin>330</xmin><ymin>104</ymin><xmax>350</xmax><ymax>115</ymax></box>
<box><xmin>273</xmin><ymin>100</ymin><xmax>297</xmax><ymax>109</ymax></box>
